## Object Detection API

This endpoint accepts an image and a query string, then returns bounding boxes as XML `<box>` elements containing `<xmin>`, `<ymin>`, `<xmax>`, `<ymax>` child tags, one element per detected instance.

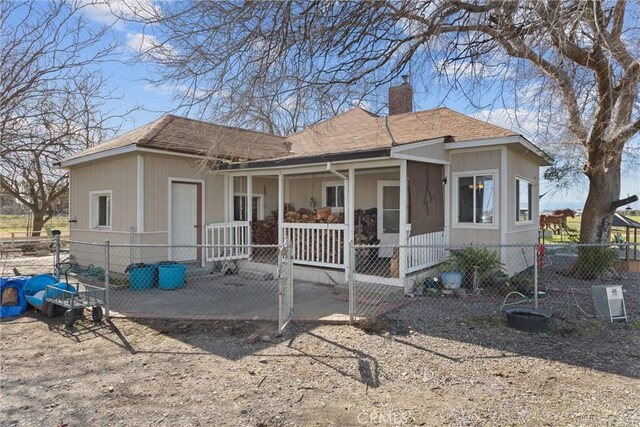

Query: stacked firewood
<box><xmin>354</xmin><ymin>208</ymin><xmax>378</xmax><ymax>244</ymax></box>
<box><xmin>252</xmin><ymin>218</ymin><xmax>279</xmax><ymax>245</ymax></box>
<box><xmin>250</xmin><ymin>207</ymin><xmax>379</xmax><ymax>246</ymax></box>
<box><xmin>284</xmin><ymin>207</ymin><xmax>344</xmax><ymax>224</ymax></box>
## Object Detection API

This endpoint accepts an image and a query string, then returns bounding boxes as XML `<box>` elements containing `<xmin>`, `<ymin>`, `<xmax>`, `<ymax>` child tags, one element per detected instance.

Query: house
<box><xmin>58</xmin><ymin>82</ymin><xmax>551</xmax><ymax>289</ymax></box>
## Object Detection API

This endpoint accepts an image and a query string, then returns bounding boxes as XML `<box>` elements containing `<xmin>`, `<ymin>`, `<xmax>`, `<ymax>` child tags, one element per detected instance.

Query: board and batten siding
<box><xmin>448</xmin><ymin>149</ymin><xmax>502</xmax><ymax>245</ymax></box>
<box><xmin>142</xmin><ymin>154</ymin><xmax>225</xmax><ymax>236</ymax></box>
<box><xmin>396</xmin><ymin>141</ymin><xmax>448</xmax><ymax>162</ymax></box>
<box><xmin>505</xmin><ymin>147</ymin><xmax>540</xmax><ymax>236</ymax></box>
<box><xmin>69</xmin><ymin>155</ymin><xmax>137</xmax><ymax>235</ymax></box>
<box><xmin>284</xmin><ymin>169</ymin><xmax>399</xmax><ymax>212</ymax></box>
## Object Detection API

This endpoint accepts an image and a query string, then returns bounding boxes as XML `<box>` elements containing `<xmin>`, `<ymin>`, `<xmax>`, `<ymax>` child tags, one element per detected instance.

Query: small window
<box><xmin>382</xmin><ymin>185</ymin><xmax>400</xmax><ymax>233</ymax></box>
<box><xmin>90</xmin><ymin>191</ymin><xmax>111</xmax><ymax>229</ymax></box>
<box><xmin>516</xmin><ymin>178</ymin><xmax>533</xmax><ymax>222</ymax></box>
<box><xmin>457</xmin><ymin>173</ymin><xmax>495</xmax><ymax>225</ymax></box>
<box><xmin>234</xmin><ymin>195</ymin><xmax>262</xmax><ymax>222</ymax></box>
<box><xmin>323</xmin><ymin>183</ymin><xmax>344</xmax><ymax>212</ymax></box>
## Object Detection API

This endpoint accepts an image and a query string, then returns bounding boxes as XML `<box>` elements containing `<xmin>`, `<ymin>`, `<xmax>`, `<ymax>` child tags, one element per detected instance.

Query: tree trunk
<box><xmin>30</xmin><ymin>212</ymin><xmax>47</xmax><ymax>237</ymax></box>
<box><xmin>579</xmin><ymin>147</ymin><xmax>622</xmax><ymax>244</ymax></box>
<box><xmin>573</xmin><ymin>145</ymin><xmax>623</xmax><ymax>278</ymax></box>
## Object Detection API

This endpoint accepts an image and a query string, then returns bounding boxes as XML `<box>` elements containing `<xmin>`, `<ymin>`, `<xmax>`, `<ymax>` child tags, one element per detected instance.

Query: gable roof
<box><xmin>283</xmin><ymin>107</ymin><xmax>520</xmax><ymax>157</ymax></box>
<box><xmin>60</xmin><ymin>106</ymin><xmax>540</xmax><ymax>167</ymax></box>
<box><xmin>61</xmin><ymin>114</ymin><xmax>288</xmax><ymax>163</ymax></box>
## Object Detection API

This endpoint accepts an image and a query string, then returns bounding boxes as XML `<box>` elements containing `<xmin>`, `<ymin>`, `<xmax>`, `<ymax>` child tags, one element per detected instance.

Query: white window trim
<box><xmin>452</xmin><ymin>170</ymin><xmax>499</xmax><ymax>230</ymax></box>
<box><xmin>515</xmin><ymin>175</ymin><xmax>534</xmax><ymax>225</ymax></box>
<box><xmin>89</xmin><ymin>190</ymin><xmax>112</xmax><ymax>231</ymax></box>
<box><xmin>321</xmin><ymin>181</ymin><xmax>345</xmax><ymax>213</ymax></box>
<box><xmin>233</xmin><ymin>193</ymin><xmax>265</xmax><ymax>221</ymax></box>
<box><xmin>377</xmin><ymin>180</ymin><xmax>401</xmax><ymax>236</ymax></box>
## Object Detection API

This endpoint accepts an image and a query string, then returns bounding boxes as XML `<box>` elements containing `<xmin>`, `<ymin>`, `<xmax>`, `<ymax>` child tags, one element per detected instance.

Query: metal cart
<box><xmin>48</xmin><ymin>262</ymin><xmax>106</xmax><ymax>327</ymax></box>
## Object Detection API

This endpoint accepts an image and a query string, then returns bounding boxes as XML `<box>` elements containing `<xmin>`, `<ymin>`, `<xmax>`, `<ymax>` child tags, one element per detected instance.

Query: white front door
<box><xmin>171</xmin><ymin>182</ymin><xmax>199</xmax><ymax>261</ymax></box>
<box><xmin>377</xmin><ymin>181</ymin><xmax>400</xmax><ymax>257</ymax></box>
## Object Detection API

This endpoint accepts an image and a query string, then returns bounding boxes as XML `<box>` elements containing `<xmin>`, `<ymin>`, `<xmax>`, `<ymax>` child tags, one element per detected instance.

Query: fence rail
<box><xmin>205</xmin><ymin>221</ymin><xmax>250</xmax><ymax>261</ymax></box>
<box><xmin>281</xmin><ymin>222</ymin><xmax>346</xmax><ymax>268</ymax></box>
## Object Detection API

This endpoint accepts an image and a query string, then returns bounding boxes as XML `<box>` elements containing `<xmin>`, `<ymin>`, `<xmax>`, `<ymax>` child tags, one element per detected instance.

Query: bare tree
<box><xmin>1</xmin><ymin>1</ymin><xmax>128</xmax><ymax>236</ymax></box>
<box><xmin>130</xmin><ymin>0</ymin><xmax>639</xmax><ymax>245</ymax></box>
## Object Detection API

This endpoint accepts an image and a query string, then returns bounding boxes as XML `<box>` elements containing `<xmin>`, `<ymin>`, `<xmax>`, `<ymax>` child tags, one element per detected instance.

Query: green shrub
<box><xmin>574</xmin><ymin>246</ymin><xmax>619</xmax><ymax>279</ymax></box>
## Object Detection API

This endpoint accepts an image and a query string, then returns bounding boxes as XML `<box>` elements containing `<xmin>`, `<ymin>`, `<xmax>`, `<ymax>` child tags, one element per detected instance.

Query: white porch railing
<box><xmin>205</xmin><ymin>221</ymin><xmax>250</xmax><ymax>261</ymax></box>
<box><xmin>282</xmin><ymin>222</ymin><xmax>347</xmax><ymax>268</ymax></box>
<box><xmin>405</xmin><ymin>225</ymin><xmax>447</xmax><ymax>273</ymax></box>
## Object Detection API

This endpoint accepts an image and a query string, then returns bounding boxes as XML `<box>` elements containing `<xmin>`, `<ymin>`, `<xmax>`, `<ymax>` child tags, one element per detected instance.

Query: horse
<box><xmin>539</xmin><ymin>209</ymin><xmax>576</xmax><ymax>235</ymax></box>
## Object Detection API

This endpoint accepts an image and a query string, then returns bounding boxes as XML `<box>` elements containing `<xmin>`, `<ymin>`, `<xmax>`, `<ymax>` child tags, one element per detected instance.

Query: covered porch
<box><xmin>206</xmin><ymin>156</ymin><xmax>450</xmax><ymax>287</ymax></box>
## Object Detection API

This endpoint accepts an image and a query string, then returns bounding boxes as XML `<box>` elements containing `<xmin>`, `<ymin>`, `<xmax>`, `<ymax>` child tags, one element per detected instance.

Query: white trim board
<box><xmin>88</xmin><ymin>190</ymin><xmax>113</xmax><ymax>231</ymax></box>
<box><xmin>451</xmin><ymin>169</ymin><xmax>500</xmax><ymax>231</ymax></box>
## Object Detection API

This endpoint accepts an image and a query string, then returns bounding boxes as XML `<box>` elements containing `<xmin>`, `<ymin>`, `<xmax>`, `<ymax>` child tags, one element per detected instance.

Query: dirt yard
<box><xmin>1</xmin><ymin>305</ymin><xmax>639</xmax><ymax>426</ymax></box>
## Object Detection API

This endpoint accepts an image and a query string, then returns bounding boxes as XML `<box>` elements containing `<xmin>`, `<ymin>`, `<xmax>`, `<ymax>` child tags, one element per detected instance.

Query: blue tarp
<box><xmin>0</xmin><ymin>276</ymin><xmax>29</xmax><ymax>318</ymax></box>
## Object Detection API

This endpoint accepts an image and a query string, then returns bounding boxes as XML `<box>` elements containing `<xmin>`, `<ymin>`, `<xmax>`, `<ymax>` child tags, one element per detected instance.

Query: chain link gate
<box><xmin>278</xmin><ymin>241</ymin><xmax>294</xmax><ymax>333</ymax></box>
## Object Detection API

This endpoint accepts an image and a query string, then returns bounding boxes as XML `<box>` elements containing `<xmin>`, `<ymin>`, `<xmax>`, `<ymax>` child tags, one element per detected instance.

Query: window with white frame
<box><xmin>234</xmin><ymin>194</ymin><xmax>263</xmax><ymax>222</ymax></box>
<box><xmin>90</xmin><ymin>191</ymin><xmax>111</xmax><ymax>229</ymax></box>
<box><xmin>322</xmin><ymin>182</ymin><xmax>344</xmax><ymax>212</ymax></box>
<box><xmin>516</xmin><ymin>178</ymin><xmax>533</xmax><ymax>223</ymax></box>
<box><xmin>455</xmin><ymin>172</ymin><xmax>496</xmax><ymax>226</ymax></box>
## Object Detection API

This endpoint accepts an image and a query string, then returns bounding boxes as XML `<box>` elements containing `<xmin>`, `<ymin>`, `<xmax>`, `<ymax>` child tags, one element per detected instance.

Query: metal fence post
<box><xmin>54</xmin><ymin>234</ymin><xmax>61</xmax><ymax>280</ymax></box>
<box><xmin>104</xmin><ymin>240</ymin><xmax>111</xmax><ymax>319</ymax></box>
<box><xmin>348</xmin><ymin>240</ymin><xmax>355</xmax><ymax>324</ymax></box>
<box><xmin>533</xmin><ymin>244</ymin><xmax>539</xmax><ymax>309</ymax></box>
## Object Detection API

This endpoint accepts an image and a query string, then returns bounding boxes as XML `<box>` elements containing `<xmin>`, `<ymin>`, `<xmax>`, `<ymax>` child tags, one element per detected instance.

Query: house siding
<box><xmin>285</xmin><ymin>170</ymin><xmax>399</xmax><ymax>211</ymax></box>
<box><xmin>69</xmin><ymin>155</ymin><xmax>137</xmax><ymax>234</ymax></box>
<box><xmin>142</xmin><ymin>154</ymin><xmax>226</xmax><ymax>236</ymax></box>
<box><xmin>449</xmin><ymin>149</ymin><xmax>502</xmax><ymax>245</ymax></box>
<box><xmin>505</xmin><ymin>147</ymin><xmax>540</xmax><ymax>234</ymax></box>
<box><xmin>397</xmin><ymin>142</ymin><xmax>448</xmax><ymax>162</ymax></box>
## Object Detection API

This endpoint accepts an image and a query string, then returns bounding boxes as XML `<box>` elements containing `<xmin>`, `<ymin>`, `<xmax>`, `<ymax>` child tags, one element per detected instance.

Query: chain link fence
<box><xmin>351</xmin><ymin>243</ymin><xmax>639</xmax><ymax>327</ymax></box>
<box><xmin>4</xmin><ymin>236</ymin><xmax>637</xmax><ymax>331</ymax></box>
<box><xmin>0</xmin><ymin>237</ymin><xmax>60</xmax><ymax>277</ymax></box>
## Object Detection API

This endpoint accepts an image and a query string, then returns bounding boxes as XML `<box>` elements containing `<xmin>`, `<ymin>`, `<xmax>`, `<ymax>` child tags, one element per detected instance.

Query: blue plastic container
<box><xmin>129</xmin><ymin>265</ymin><xmax>156</xmax><ymax>291</ymax></box>
<box><xmin>0</xmin><ymin>276</ymin><xmax>29</xmax><ymax>318</ymax></box>
<box><xmin>440</xmin><ymin>272</ymin><xmax>463</xmax><ymax>289</ymax></box>
<box><xmin>24</xmin><ymin>274</ymin><xmax>59</xmax><ymax>310</ymax></box>
<box><xmin>158</xmin><ymin>264</ymin><xmax>186</xmax><ymax>289</ymax></box>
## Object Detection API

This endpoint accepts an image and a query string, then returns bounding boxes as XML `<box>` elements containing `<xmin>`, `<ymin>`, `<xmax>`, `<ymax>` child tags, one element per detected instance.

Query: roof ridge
<box><xmin>288</xmin><ymin>107</ymin><xmax>379</xmax><ymax>138</ymax></box>
<box><xmin>165</xmin><ymin>114</ymin><xmax>287</xmax><ymax>140</ymax></box>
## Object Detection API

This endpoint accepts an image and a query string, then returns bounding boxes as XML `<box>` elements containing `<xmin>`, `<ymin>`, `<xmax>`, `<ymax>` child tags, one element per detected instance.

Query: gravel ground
<box><xmin>1</xmin><ymin>304</ymin><xmax>639</xmax><ymax>426</ymax></box>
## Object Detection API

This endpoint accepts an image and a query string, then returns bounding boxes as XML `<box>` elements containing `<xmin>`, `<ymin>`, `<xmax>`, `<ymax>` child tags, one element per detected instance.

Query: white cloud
<box><xmin>126</xmin><ymin>32</ymin><xmax>175</xmax><ymax>61</ymax></box>
<box><xmin>79</xmin><ymin>0</ymin><xmax>160</xmax><ymax>30</ymax></box>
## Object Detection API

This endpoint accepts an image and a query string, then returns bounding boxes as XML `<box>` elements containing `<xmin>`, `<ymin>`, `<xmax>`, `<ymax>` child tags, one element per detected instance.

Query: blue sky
<box><xmin>65</xmin><ymin>3</ymin><xmax>640</xmax><ymax>211</ymax></box>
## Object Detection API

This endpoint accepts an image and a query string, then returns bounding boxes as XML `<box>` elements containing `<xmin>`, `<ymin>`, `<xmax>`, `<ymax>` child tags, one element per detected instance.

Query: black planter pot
<box><xmin>504</xmin><ymin>307</ymin><xmax>551</xmax><ymax>333</ymax></box>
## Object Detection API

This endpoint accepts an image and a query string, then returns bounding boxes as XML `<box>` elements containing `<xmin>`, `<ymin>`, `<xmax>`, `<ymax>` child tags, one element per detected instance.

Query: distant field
<box><xmin>542</xmin><ymin>215</ymin><xmax>640</xmax><ymax>243</ymax></box>
<box><xmin>0</xmin><ymin>215</ymin><xmax>69</xmax><ymax>238</ymax></box>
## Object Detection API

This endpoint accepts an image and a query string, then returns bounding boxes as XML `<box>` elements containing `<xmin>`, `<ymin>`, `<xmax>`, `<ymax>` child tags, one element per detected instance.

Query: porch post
<box><xmin>247</xmin><ymin>175</ymin><xmax>253</xmax><ymax>255</ymax></box>
<box><xmin>346</xmin><ymin>168</ymin><xmax>355</xmax><ymax>282</ymax></box>
<box><xmin>443</xmin><ymin>164</ymin><xmax>450</xmax><ymax>245</ymax></box>
<box><xmin>278</xmin><ymin>172</ymin><xmax>284</xmax><ymax>244</ymax></box>
<box><xmin>399</xmin><ymin>160</ymin><xmax>408</xmax><ymax>283</ymax></box>
<box><xmin>228</xmin><ymin>175</ymin><xmax>235</xmax><ymax>221</ymax></box>
<box><xmin>223</xmin><ymin>174</ymin><xmax>230</xmax><ymax>222</ymax></box>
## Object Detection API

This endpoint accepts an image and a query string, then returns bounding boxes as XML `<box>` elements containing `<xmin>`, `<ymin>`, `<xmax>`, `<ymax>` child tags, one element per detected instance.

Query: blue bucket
<box><xmin>158</xmin><ymin>264</ymin><xmax>186</xmax><ymax>289</ymax></box>
<box><xmin>129</xmin><ymin>265</ymin><xmax>156</xmax><ymax>291</ymax></box>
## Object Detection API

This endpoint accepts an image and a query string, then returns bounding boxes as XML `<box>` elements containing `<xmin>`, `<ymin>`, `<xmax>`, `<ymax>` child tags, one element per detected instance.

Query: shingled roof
<box><xmin>62</xmin><ymin>107</ymin><xmax>524</xmax><ymax>165</ymax></box>
<box><xmin>62</xmin><ymin>114</ymin><xmax>289</xmax><ymax>163</ymax></box>
<box><xmin>286</xmin><ymin>107</ymin><xmax>519</xmax><ymax>156</ymax></box>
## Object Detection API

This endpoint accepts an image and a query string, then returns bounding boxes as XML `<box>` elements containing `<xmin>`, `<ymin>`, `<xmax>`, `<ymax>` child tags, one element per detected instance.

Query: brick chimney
<box><xmin>388</xmin><ymin>75</ymin><xmax>413</xmax><ymax>115</ymax></box>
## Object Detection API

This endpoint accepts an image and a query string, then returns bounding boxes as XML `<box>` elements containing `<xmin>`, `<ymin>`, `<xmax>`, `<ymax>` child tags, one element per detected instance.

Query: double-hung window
<box><xmin>455</xmin><ymin>172</ymin><xmax>497</xmax><ymax>227</ymax></box>
<box><xmin>515</xmin><ymin>178</ymin><xmax>533</xmax><ymax>223</ymax></box>
<box><xmin>234</xmin><ymin>194</ymin><xmax>263</xmax><ymax>222</ymax></box>
<box><xmin>322</xmin><ymin>182</ymin><xmax>344</xmax><ymax>213</ymax></box>
<box><xmin>90</xmin><ymin>191</ymin><xmax>112</xmax><ymax>230</ymax></box>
